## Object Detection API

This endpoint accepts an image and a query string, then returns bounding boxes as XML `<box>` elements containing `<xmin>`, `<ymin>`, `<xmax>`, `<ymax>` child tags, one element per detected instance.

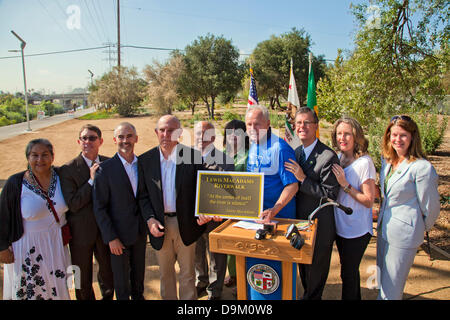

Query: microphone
<box><xmin>337</xmin><ymin>203</ymin><xmax>353</xmax><ymax>215</ymax></box>
<box><xmin>322</xmin><ymin>197</ymin><xmax>353</xmax><ymax>215</ymax></box>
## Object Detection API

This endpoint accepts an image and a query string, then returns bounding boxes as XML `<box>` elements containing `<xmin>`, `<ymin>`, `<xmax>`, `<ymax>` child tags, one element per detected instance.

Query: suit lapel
<box><xmin>75</xmin><ymin>153</ymin><xmax>90</xmax><ymax>182</ymax></box>
<box><xmin>175</xmin><ymin>144</ymin><xmax>184</xmax><ymax>195</ymax></box>
<box><xmin>385</xmin><ymin>159</ymin><xmax>412</xmax><ymax>195</ymax></box>
<box><xmin>380</xmin><ymin>161</ymin><xmax>391</xmax><ymax>197</ymax></box>
<box><xmin>302</xmin><ymin>142</ymin><xmax>320</xmax><ymax>173</ymax></box>
<box><xmin>112</xmin><ymin>153</ymin><xmax>136</xmax><ymax>198</ymax></box>
<box><xmin>152</xmin><ymin>147</ymin><xmax>164</xmax><ymax>206</ymax></box>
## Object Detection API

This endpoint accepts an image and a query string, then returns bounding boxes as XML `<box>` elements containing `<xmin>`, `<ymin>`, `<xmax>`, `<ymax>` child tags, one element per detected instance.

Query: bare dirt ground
<box><xmin>0</xmin><ymin>107</ymin><xmax>448</xmax><ymax>300</ymax></box>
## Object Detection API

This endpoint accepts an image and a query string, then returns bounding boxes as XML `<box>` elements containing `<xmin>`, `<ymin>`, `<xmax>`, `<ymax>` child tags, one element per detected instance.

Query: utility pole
<box><xmin>117</xmin><ymin>0</ymin><xmax>121</xmax><ymax>68</ymax></box>
<box><xmin>10</xmin><ymin>30</ymin><xmax>31</xmax><ymax>131</ymax></box>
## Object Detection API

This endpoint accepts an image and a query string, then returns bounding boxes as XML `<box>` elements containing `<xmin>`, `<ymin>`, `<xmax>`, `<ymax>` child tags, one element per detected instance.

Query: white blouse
<box><xmin>334</xmin><ymin>155</ymin><xmax>376</xmax><ymax>239</ymax></box>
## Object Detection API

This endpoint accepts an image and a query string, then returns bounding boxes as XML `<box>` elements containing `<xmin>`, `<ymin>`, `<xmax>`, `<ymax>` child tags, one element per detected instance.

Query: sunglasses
<box><xmin>79</xmin><ymin>135</ymin><xmax>99</xmax><ymax>142</ymax></box>
<box><xmin>390</xmin><ymin>115</ymin><xmax>412</xmax><ymax>122</ymax></box>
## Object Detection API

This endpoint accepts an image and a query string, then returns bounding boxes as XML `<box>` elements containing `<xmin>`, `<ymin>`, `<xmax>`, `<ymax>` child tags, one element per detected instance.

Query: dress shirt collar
<box><xmin>303</xmin><ymin>138</ymin><xmax>318</xmax><ymax>161</ymax></box>
<box><xmin>159</xmin><ymin>145</ymin><xmax>177</xmax><ymax>162</ymax></box>
<box><xmin>81</xmin><ymin>153</ymin><xmax>100</xmax><ymax>167</ymax></box>
<box><xmin>117</xmin><ymin>152</ymin><xmax>137</xmax><ymax>166</ymax></box>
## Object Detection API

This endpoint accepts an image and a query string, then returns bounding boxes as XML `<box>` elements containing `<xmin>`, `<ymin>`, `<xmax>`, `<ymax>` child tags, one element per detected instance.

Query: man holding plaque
<box><xmin>193</xmin><ymin>121</ymin><xmax>234</xmax><ymax>300</ymax></box>
<box><xmin>245</xmin><ymin>105</ymin><xmax>299</xmax><ymax>300</ymax></box>
<box><xmin>138</xmin><ymin>115</ymin><xmax>212</xmax><ymax>300</ymax></box>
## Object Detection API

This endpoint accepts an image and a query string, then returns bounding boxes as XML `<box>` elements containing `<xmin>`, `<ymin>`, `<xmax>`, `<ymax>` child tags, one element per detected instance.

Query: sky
<box><xmin>0</xmin><ymin>0</ymin><xmax>364</xmax><ymax>94</ymax></box>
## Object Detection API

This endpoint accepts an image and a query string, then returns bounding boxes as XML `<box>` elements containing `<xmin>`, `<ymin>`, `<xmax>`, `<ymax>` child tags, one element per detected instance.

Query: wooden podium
<box><xmin>209</xmin><ymin>218</ymin><xmax>317</xmax><ymax>300</ymax></box>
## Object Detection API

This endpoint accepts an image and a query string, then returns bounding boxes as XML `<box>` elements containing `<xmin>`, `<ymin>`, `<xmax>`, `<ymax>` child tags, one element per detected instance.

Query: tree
<box><xmin>251</xmin><ymin>28</ymin><xmax>326</xmax><ymax>109</ymax></box>
<box><xmin>182</xmin><ymin>34</ymin><xmax>242</xmax><ymax>119</ymax></box>
<box><xmin>317</xmin><ymin>0</ymin><xmax>449</xmax><ymax>125</ymax></box>
<box><xmin>89</xmin><ymin>66</ymin><xmax>145</xmax><ymax>116</ymax></box>
<box><xmin>143</xmin><ymin>54</ymin><xmax>185</xmax><ymax>115</ymax></box>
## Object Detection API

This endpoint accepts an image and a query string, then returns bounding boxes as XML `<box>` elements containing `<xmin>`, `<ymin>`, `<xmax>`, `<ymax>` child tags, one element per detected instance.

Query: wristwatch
<box><xmin>343</xmin><ymin>184</ymin><xmax>352</xmax><ymax>193</ymax></box>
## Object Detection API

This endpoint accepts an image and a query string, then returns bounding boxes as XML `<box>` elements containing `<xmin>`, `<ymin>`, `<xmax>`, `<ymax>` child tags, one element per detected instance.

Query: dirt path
<box><xmin>0</xmin><ymin>109</ymin><xmax>448</xmax><ymax>300</ymax></box>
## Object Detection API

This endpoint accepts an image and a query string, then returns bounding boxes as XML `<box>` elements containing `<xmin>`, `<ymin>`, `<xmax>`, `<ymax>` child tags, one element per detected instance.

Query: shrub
<box><xmin>0</xmin><ymin>116</ymin><xmax>11</xmax><ymax>127</ymax></box>
<box><xmin>416</xmin><ymin>113</ymin><xmax>448</xmax><ymax>155</ymax></box>
<box><xmin>223</xmin><ymin>111</ymin><xmax>243</xmax><ymax>122</ymax></box>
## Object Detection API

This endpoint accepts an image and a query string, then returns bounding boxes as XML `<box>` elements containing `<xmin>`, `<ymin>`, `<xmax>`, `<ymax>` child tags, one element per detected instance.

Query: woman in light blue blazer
<box><xmin>377</xmin><ymin>115</ymin><xmax>440</xmax><ymax>300</ymax></box>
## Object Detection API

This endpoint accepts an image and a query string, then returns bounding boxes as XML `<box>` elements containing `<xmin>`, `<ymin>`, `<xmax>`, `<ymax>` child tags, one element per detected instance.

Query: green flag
<box><xmin>307</xmin><ymin>67</ymin><xmax>316</xmax><ymax>111</ymax></box>
<box><xmin>307</xmin><ymin>65</ymin><xmax>319</xmax><ymax>138</ymax></box>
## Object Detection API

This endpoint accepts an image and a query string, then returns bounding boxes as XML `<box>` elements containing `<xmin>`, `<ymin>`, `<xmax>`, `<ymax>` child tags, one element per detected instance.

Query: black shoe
<box><xmin>101</xmin><ymin>290</ymin><xmax>114</xmax><ymax>300</ymax></box>
<box><xmin>196</xmin><ymin>285</ymin><xmax>207</xmax><ymax>297</ymax></box>
<box><xmin>208</xmin><ymin>295</ymin><xmax>220</xmax><ymax>300</ymax></box>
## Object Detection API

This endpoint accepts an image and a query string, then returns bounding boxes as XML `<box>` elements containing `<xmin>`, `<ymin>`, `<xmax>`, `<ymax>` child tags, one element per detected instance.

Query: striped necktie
<box><xmin>298</xmin><ymin>148</ymin><xmax>306</xmax><ymax>167</ymax></box>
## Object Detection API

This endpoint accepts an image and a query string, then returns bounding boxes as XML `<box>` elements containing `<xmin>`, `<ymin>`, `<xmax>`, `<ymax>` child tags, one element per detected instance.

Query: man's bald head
<box><xmin>194</xmin><ymin>121</ymin><xmax>216</xmax><ymax>154</ymax></box>
<box><xmin>155</xmin><ymin>114</ymin><xmax>182</xmax><ymax>156</ymax></box>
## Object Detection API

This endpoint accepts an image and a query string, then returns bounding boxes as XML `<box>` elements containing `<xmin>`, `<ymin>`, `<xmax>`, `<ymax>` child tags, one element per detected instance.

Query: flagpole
<box><xmin>308</xmin><ymin>52</ymin><xmax>313</xmax><ymax>74</ymax></box>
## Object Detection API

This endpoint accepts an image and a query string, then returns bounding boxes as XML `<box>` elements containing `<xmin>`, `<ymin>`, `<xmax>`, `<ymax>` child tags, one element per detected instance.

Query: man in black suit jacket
<box><xmin>93</xmin><ymin>122</ymin><xmax>147</xmax><ymax>300</ymax></box>
<box><xmin>285</xmin><ymin>107</ymin><xmax>340</xmax><ymax>300</ymax></box>
<box><xmin>193</xmin><ymin>121</ymin><xmax>234</xmax><ymax>300</ymax></box>
<box><xmin>138</xmin><ymin>115</ymin><xmax>212</xmax><ymax>300</ymax></box>
<box><xmin>59</xmin><ymin>124</ymin><xmax>114</xmax><ymax>300</ymax></box>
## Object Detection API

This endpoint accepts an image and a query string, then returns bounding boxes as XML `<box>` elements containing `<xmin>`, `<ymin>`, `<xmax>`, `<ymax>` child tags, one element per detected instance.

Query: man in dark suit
<box><xmin>59</xmin><ymin>124</ymin><xmax>114</xmax><ymax>300</ymax></box>
<box><xmin>193</xmin><ymin>121</ymin><xmax>234</xmax><ymax>300</ymax></box>
<box><xmin>285</xmin><ymin>107</ymin><xmax>340</xmax><ymax>300</ymax></box>
<box><xmin>93</xmin><ymin>122</ymin><xmax>147</xmax><ymax>300</ymax></box>
<box><xmin>138</xmin><ymin>115</ymin><xmax>212</xmax><ymax>300</ymax></box>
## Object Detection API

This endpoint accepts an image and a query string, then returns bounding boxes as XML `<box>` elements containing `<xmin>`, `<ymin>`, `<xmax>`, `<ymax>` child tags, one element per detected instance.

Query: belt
<box><xmin>165</xmin><ymin>212</ymin><xmax>177</xmax><ymax>217</ymax></box>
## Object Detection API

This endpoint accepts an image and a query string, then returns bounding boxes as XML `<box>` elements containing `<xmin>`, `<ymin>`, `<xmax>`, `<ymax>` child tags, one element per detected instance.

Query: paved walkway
<box><xmin>0</xmin><ymin>107</ymin><xmax>95</xmax><ymax>141</ymax></box>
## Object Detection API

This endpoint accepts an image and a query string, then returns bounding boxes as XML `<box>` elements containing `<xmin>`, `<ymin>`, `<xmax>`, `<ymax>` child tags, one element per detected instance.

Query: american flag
<box><xmin>247</xmin><ymin>68</ymin><xmax>259</xmax><ymax>108</ymax></box>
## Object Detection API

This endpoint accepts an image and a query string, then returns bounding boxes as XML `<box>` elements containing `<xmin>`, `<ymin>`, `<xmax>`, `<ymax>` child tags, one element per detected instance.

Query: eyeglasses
<box><xmin>295</xmin><ymin>120</ymin><xmax>317</xmax><ymax>127</ymax></box>
<box><xmin>79</xmin><ymin>135</ymin><xmax>99</xmax><ymax>142</ymax></box>
<box><xmin>390</xmin><ymin>115</ymin><xmax>412</xmax><ymax>122</ymax></box>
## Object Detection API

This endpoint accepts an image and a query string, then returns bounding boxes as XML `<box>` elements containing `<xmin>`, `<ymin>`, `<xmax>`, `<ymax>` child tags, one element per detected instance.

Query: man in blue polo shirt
<box><xmin>244</xmin><ymin>105</ymin><xmax>299</xmax><ymax>300</ymax></box>
<box><xmin>246</xmin><ymin>105</ymin><xmax>298</xmax><ymax>221</ymax></box>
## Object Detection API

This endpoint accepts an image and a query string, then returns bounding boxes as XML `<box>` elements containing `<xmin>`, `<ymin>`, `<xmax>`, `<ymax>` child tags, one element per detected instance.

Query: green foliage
<box><xmin>251</xmin><ymin>28</ymin><xmax>327</xmax><ymax>109</ymax></box>
<box><xmin>222</xmin><ymin>111</ymin><xmax>243</xmax><ymax>122</ymax></box>
<box><xmin>78</xmin><ymin>109</ymin><xmax>116</xmax><ymax>120</ymax></box>
<box><xmin>89</xmin><ymin>66</ymin><xmax>145</xmax><ymax>117</ymax></box>
<box><xmin>39</xmin><ymin>101</ymin><xmax>63</xmax><ymax>116</ymax></box>
<box><xmin>416</xmin><ymin>112</ymin><xmax>448</xmax><ymax>155</ymax></box>
<box><xmin>143</xmin><ymin>54</ymin><xmax>184</xmax><ymax>115</ymax></box>
<box><xmin>367</xmin><ymin>118</ymin><xmax>387</xmax><ymax>172</ymax></box>
<box><xmin>268</xmin><ymin>111</ymin><xmax>285</xmax><ymax>129</ymax></box>
<box><xmin>0</xmin><ymin>116</ymin><xmax>11</xmax><ymax>126</ymax></box>
<box><xmin>182</xmin><ymin>34</ymin><xmax>243</xmax><ymax>119</ymax></box>
<box><xmin>317</xmin><ymin>0</ymin><xmax>449</xmax><ymax>127</ymax></box>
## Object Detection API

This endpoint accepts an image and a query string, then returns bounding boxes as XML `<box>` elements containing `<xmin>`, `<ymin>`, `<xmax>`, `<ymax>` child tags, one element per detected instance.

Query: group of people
<box><xmin>0</xmin><ymin>104</ymin><xmax>440</xmax><ymax>301</ymax></box>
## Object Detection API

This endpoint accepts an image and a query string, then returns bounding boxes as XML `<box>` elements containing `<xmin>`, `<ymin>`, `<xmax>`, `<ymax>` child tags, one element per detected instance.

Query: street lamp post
<box><xmin>10</xmin><ymin>30</ymin><xmax>31</xmax><ymax>131</ymax></box>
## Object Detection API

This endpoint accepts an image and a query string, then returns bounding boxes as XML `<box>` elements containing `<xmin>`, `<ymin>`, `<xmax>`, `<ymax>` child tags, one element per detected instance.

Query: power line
<box><xmin>37</xmin><ymin>0</ymin><xmax>87</xmax><ymax>48</ymax></box>
<box><xmin>0</xmin><ymin>44</ymin><xmax>336</xmax><ymax>61</ymax></box>
<box><xmin>81</xmin><ymin>0</ymin><xmax>105</xmax><ymax>44</ymax></box>
<box><xmin>92</xmin><ymin>0</ymin><xmax>112</xmax><ymax>41</ymax></box>
<box><xmin>0</xmin><ymin>46</ymin><xmax>109</xmax><ymax>60</ymax></box>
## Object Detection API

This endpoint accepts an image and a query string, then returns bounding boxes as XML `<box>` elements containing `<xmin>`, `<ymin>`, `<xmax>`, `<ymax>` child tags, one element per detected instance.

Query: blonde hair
<box><xmin>331</xmin><ymin>117</ymin><xmax>368</xmax><ymax>159</ymax></box>
<box><xmin>381</xmin><ymin>115</ymin><xmax>426</xmax><ymax>164</ymax></box>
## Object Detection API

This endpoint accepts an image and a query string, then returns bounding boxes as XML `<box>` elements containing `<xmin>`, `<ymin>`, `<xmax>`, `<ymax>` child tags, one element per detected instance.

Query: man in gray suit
<box><xmin>285</xmin><ymin>107</ymin><xmax>340</xmax><ymax>300</ymax></box>
<box><xmin>59</xmin><ymin>124</ymin><xmax>114</xmax><ymax>300</ymax></box>
<box><xmin>193</xmin><ymin>121</ymin><xmax>234</xmax><ymax>300</ymax></box>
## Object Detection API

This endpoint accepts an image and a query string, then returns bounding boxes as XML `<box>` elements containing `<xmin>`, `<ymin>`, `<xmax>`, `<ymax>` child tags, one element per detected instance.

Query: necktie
<box><xmin>299</xmin><ymin>148</ymin><xmax>306</xmax><ymax>167</ymax></box>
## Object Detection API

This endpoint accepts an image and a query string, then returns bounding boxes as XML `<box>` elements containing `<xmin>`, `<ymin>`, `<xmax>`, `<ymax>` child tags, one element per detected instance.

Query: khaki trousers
<box><xmin>155</xmin><ymin>215</ymin><xmax>197</xmax><ymax>300</ymax></box>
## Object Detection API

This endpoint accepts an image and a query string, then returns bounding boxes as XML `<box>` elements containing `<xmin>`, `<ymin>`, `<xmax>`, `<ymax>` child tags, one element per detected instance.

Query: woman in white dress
<box><xmin>0</xmin><ymin>139</ymin><xmax>71</xmax><ymax>300</ymax></box>
<box><xmin>330</xmin><ymin>117</ymin><xmax>377</xmax><ymax>300</ymax></box>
